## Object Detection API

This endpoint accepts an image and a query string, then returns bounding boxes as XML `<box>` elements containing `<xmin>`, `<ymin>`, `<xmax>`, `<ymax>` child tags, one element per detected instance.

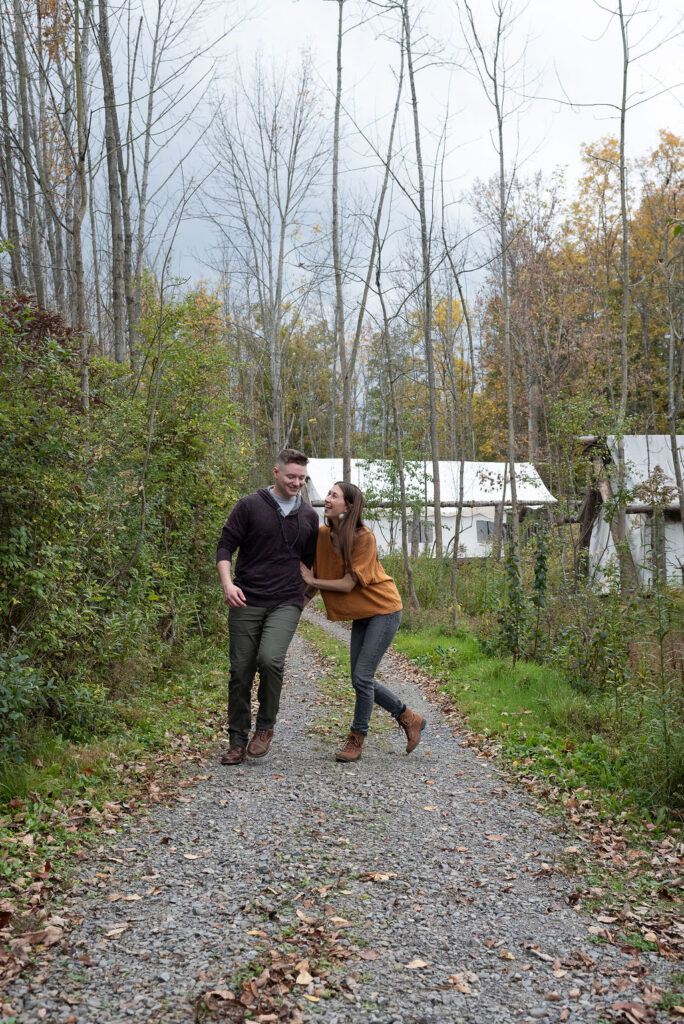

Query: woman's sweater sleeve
<box><xmin>349</xmin><ymin>530</ymin><xmax>378</xmax><ymax>587</ymax></box>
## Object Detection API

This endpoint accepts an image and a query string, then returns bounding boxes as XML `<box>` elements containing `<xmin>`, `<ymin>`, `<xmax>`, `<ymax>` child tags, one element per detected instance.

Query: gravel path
<box><xmin>4</xmin><ymin>611</ymin><xmax>675</xmax><ymax>1024</ymax></box>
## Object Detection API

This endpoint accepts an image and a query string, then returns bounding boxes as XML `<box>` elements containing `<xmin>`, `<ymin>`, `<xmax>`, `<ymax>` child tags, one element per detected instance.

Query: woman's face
<box><xmin>325</xmin><ymin>485</ymin><xmax>348</xmax><ymax>519</ymax></box>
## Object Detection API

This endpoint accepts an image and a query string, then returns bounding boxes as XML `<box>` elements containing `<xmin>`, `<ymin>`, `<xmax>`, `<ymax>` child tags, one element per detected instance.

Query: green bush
<box><xmin>0</xmin><ymin>653</ymin><xmax>53</xmax><ymax>762</ymax></box>
<box><xmin>0</xmin><ymin>288</ymin><xmax>250</xmax><ymax>765</ymax></box>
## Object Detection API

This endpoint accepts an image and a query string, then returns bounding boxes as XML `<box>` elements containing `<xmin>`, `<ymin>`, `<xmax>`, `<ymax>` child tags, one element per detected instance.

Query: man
<box><xmin>216</xmin><ymin>448</ymin><xmax>319</xmax><ymax>765</ymax></box>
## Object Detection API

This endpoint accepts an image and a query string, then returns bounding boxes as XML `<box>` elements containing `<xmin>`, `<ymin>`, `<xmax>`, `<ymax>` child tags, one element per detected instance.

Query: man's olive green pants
<box><xmin>227</xmin><ymin>604</ymin><xmax>301</xmax><ymax>748</ymax></box>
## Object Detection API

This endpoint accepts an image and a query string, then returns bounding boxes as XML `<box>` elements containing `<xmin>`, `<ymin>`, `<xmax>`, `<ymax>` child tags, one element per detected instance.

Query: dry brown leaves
<box><xmin>195</xmin><ymin>909</ymin><xmax>364</xmax><ymax>1023</ymax></box>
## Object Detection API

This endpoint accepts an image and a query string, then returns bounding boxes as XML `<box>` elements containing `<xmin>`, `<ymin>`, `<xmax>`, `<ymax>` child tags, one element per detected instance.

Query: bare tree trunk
<box><xmin>615</xmin><ymin>0</ymin><xmax>632</xmax><ymax>591</ymax></box>
<box><xmin>403</xmin><ymin>0</ymin><xmax>442</xmax><ymax>556</ymax></box>
<box><xmin>664</xmin><ymin>254</ymin><xmax>684</xmax><ymax>538</ymax></box>
<box><xmin>132</xmin><ymin>4</ymin><xmax>161</xmax><ymax>368</ymax></box>
<box><xmin>88</xmin><ymin>148</ymin><xmax>104</xmax><ymax>354</ymax></box>
<box><xmin>445</xmin><ymin>252</ymin><xmax>477</xmax><ymax>459</ymax></box>
<box><xmin>98</xmin><ymin>0</ymin><xmax>127</xmax><ymax>363</ymax></box>
<box><xmin>12</xmin><ymin>0</ymin><xmax>45</xmax><ymax>304</ymax></box>
<box><xmin>497</xmin><ymin>82</ymin><xmax>518</xmax><ymax>546</ymax></box>
<box><xmin>119</xmin><ymin>15</ymin><xmax>141</xmax><ymax>365</ymax></box>
<box><xmin>378</xmin><ymin>257</ymin><xmax>419</xmax><ymax>610</ymax></box>
<box><xmin>461</xmin><ymin>0</ymin><xmax>519</xmax><ymax>545</ymax></box>
<box><xmin>73</xmin><ymin>0</ymin><xmax>90</xmax><ymax>419</ymax></box>
<box><xmin>331</xmin><ymin>0</ymin><xmax>349</xmax><ymax>477</ymax></box>
<box><xmin>0</xmin><ymin>19</ymin><xmax>24</xmax><ymax>288</ymax></box>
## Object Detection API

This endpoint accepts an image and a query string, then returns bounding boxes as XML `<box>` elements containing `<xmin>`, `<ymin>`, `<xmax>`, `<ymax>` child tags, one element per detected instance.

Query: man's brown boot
<box><xmin>335</xmin><ymin>730</ymin><xmax>365</xmax><ymax>763</ymax></box>
<box><xmin>247</xmin><ymin>728</ymin><xmax>274</xmax><ymax>758</ymax></box>
<box><xmin>397</xmin><ymin>707</ymin><xmax>426</xmax><ymax>753</ymax></box>
<box><xmin>220</xmin><ymin>745</ymin><xmax>246</xmax><ymax>765</ymax></box>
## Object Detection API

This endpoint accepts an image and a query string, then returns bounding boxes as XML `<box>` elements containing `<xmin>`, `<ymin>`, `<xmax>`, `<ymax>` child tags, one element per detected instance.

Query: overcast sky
<box><xmin>178</xmin><ymin>0</ymin><xmax>683</xmax><ymax>285</ymax></box>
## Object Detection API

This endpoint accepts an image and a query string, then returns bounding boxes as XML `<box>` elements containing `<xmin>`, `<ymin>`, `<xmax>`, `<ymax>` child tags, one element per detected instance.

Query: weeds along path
<box><xmin>3</xmin><ymin>614</ymin><xmax>675</xmax><ymax>1023</ymax></box>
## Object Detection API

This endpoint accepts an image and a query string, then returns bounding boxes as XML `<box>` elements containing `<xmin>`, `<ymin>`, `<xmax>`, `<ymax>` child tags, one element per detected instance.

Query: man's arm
<box><xmin>217</xmin><ymin>558</ymin><xmax>247</xmax><ymax>608</ymax></box>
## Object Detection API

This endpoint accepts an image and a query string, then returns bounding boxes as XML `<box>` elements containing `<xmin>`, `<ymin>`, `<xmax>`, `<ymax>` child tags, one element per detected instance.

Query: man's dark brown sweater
<box><xmin>216</xmin><ymin>489</ymin><xmax>319</xmax><ymax>607</ymax></box>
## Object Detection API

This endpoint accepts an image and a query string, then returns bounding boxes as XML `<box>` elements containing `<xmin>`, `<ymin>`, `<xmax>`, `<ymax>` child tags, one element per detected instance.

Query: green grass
<box><xmin>392</xmin><ymin>623</ymin><xmax>682</xmax><ymax>821</ymax></box>
<box><xmin>659</xmin><ymin>972</ymin><xmax>684</xmax><ymax>1012</ymax></box>
<box><xmin>394</xmin><ymin>622</ymin><xmax>609</xmax><ymax>740</ymax></box>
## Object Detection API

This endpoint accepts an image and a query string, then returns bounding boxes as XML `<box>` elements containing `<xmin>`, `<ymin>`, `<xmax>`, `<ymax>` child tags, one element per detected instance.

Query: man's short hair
<box><xmin>275</xmin><ymin>448</ymin><xmax>308</xmax><ymax>469</ymax></box>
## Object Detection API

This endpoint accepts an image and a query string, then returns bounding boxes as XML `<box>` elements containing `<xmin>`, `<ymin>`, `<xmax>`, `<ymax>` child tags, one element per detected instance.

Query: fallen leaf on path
<box><xmin>296</xmin><ymin>970</ymin><xmax>313</xmax><ymax>985</ymax></box>
<box><xmin>106</xmin><ymin>894</ymin><xmax>121</xmax><ymax>902</ymax></box>
<box><xmin>183</xmin><ymin>854</ymin><xmax>202</xmax><ymax>861</ymax></box>
<box><xmin>359</xmin><ymin>872</ymin><xmax>396</xmax><ymax>883</ymax></box>
<box><xmin>485</xmin><ymin>834</ymin><xmax>504</xmax><ymax>841</ymax></box>
<box><xmin>448</xmin><ymin>971</ymin><xmax>478</xmax><ymax>993</ymax></box>
<box><xmin>359</xmin><ymin>950</ymin><xmax>381</xmax><ymax>960</ymax></box>
<box><xmin>610</xmin><ymin>1002</ymin><xmax>651</xmax><ymax>1023</ymax></box>
<box><xmin>422</xmin><ymin>806</ymin><xmax>437</xmax><ymax>810</ymax></box>
<box><xmin>524</xmin><ymin>944</ymin><xmax>554</xmax><ymax>963</ymax></box>
<box><xmin>0</xmin><ymin>901</ymin><xmax>16</xmax><ymax>928</ymax></box>
<box><xmin>449</xmin><ymin>975</ymin><xmax>471</xmax><ymax>994</ymax></box>
<box><xmin>105</xmin><ymin>924</ymin><xmax>130</xmax><ymax>937</ymax></box>
<box><xmin>295</xmin><ymin>909</ymin><xmax>317</xmax><ymax>925</ymax></box>
<box><xmin>330</xmin><ymin>916</ymin><xmax>350</xmax><ymax>927</ymax></box>
<box><xmin>121</xmin><ymin>894</ymin><xmax>142</xmax><ymax>902</ymax></box>
<box><xmin>405</xmin><ymin>958</ymin><xmax>429</xmax><ymax>969</ymax></box>
<box><xmin>560</xmin><ymin>1009</ymin><xmax>570</xmax><ymax>1022</ymax></box>
<box><xmin>206</xmin><ymin>989</ymin><xmax>235</xmax><ymax>1000</ymax></box>
<box><xmin>13</xmin><ymin>925</ymin><xmax>62</xmax><ymax>948</ymax></box>
<box><xmin>499</xmin><ymin>949</ymin><xmax>515</xmax><ymax>960</ymax></box>
<box><xmin>642</xmin><ymin>987</ymin><xmax>662</xmax><ymax>1008</ymax></box>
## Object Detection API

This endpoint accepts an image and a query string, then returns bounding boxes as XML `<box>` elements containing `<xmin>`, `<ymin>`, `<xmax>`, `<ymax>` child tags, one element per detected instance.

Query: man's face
<box><xmin>272</xmin><ymin>462</ymin><xmax>307</xmax><ymax>500</ymax></box>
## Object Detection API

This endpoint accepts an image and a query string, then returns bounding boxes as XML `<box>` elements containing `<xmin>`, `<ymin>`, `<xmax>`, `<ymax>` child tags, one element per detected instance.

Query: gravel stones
<box><xmin>2</xmin><ymin>611</ymin><xmax>675</xmax><ymax>1022</ymax></box>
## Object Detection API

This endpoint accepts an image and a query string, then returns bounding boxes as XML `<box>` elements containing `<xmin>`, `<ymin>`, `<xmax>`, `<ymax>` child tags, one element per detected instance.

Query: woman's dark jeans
<box><xmin>349</xmin><ymin>610</ymin><xmax>404</xmax><ymax>734</ymax></box>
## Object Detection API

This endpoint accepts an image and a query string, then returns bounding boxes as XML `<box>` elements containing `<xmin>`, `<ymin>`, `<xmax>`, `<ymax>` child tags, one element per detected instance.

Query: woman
<box><xmin>300</xmin><ymin>481</ymin><xmax>426</xmax><ymax>763</ymax></box>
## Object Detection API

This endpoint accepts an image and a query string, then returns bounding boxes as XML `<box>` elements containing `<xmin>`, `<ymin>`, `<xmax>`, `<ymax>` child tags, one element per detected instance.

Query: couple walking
<box><xmin>216</xmin><ymin>448</ymin><xmax>426</xmax><ymax>765</ymax></box>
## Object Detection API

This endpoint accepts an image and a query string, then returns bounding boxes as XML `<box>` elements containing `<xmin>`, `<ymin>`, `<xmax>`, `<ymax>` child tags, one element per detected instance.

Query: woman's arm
<box><xmin>300</xmin><ymin>562</ymin><xmax>357</xmax><ymax>593</ymax></box>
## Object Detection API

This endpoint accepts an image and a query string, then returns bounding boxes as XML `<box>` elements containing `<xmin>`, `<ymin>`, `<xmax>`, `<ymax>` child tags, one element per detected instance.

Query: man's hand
<box><xmin>217</xmin><ymin>561</ymin><xmax>246</xmax><ymax>608</ymax></box>
<box><xmin>300</xmin><ymin>562</ymin><xmax>315</xmax><ymax>586</ymax></box>
<box><xmin>223</xmin><ymin>580</ymin><xmax>247</xmax><ymax>608</ymax></box>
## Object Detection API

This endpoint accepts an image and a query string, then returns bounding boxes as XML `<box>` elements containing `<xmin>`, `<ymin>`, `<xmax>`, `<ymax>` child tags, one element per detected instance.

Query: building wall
<box><xmin>589</xmin><ymin>510</ymin><xmax>684</xmax><ymax>588</ymax></box>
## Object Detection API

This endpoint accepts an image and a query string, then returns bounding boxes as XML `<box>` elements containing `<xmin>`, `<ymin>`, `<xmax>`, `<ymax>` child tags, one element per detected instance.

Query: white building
<box><xmin>304</xmin><ymin>458</ymin><xmax>556</xmax><ymax>557</ymax></box>
<box><xmin>588</xmin><ymin>435</ymin><xmax>684</xmax><ymax>588</ymax></box>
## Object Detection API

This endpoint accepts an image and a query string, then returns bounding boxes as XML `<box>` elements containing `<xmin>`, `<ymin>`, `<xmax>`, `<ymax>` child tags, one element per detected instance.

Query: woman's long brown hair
<box><xmin>326</xmin><ymin>481</ymin><xmax>365</xmax><ymax>573</ymax></box>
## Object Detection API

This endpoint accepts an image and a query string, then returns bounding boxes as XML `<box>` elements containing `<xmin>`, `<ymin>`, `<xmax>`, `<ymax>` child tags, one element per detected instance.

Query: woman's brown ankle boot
<box><xmin>335</xmin><ymin>730</ymin><xmax>365</xmax><ymax>763</ymax></box>
<box><xmin>397</xmin><ymin>707</ymin><xmax>426</xmax><ymax>753</ymax></box>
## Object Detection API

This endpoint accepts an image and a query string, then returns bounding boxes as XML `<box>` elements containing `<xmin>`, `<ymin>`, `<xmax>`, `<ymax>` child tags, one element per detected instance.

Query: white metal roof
<box><xmin>305</xmin><ymin>458</ymin><xmax>556</xmax><ymax>506</ymax></box>
<box><xmin>606</xmin><ymin>435</ymin><xmax>684</xmax><ymax>509</ymax></box>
